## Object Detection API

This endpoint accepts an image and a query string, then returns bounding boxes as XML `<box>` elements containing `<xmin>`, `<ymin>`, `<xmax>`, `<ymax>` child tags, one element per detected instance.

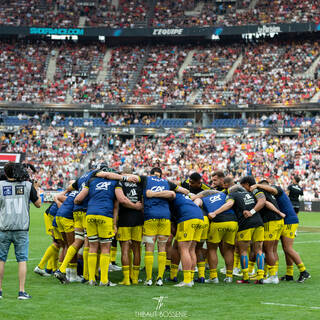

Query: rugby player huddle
<box><xmin>34</xmin><ymin>166</ymin><xmax>310</xmax><ymax>287</ymax></box>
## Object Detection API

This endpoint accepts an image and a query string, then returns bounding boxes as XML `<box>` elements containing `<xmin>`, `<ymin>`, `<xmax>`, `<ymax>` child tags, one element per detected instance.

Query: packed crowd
<box><xmin>0</xmin><ymin>0</ymin><xmax>80</xmax><ymax>27</ymax></box>
<box><xmin>55</xmin><ymin>43</ymin><xmax>106</xmax><ymax>104</ymax></box>
<box><xmin>0</xmin><ymin>40</ymin><xmax>319</xmax><ymax>105</ymax></box>
<box><xmin>69</xmin><ymin>46</ymin><xmax>147</xmax><ymax>104</ymax></box>
<box><xmin>84</xmin><ymin>0</ymin><xmax>148</xmax><ymax>28</ymax></box>
<box><xmin>0</xmin><ymin>110</ymin><xmax>319</xmax><ymax>198</ymax></box>
<box><xmin>194</xmin><ymin>41</ymin><xmax>320</xmax><ymax>105</ymax></box>
<box><xmin>0</xmin><ymin>0</ymin><xmax>319</xmax><ymax>28</ymax></box>
<box><xmin>181</xmin><ymin>44</ymin><xmax>242</xmax><ymax>104</ymax></box>
<box><xmin>0</xmin><ymin>41</ymin><xmax>51</xmax><ymax>103</ymax></box>
<box><xmin>151</xmin><ymin>0</ymin><xmax>210</xmax><ymax>28</ymax></box>
<box><xmin>129</xmin><ymin>45</ymin><xmax>191</xmax><ymax>105</ymax></box>
<box><xmin>0</xmin><ymin>125</ymin><xmax>98</xmax><ymax>189</ymax></box>
<box><xmin>151</xmin><ymin>0</ymin><xmax>320</xmax><ymax>27</ymax></box>
<box><xmin>89</xmin><ymin>124</ymin><xmax>320</xmax><ymax>200</ymax></box>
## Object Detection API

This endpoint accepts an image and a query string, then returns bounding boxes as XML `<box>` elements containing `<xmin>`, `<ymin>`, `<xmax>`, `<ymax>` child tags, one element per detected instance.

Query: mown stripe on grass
<box><xmin>298</xmin><ymin>227</ymin><xmax>320</xmax><ymax>233</ymax></box>
<box><xmin>261</xmin><ymin>302</ymin><xmax>320</xmax><ymax>310</ymax></box>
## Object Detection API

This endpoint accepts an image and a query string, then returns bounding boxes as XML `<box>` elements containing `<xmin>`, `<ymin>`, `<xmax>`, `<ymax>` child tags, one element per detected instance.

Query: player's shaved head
<box><xmin>122</xmin><ymin>165</ymin><xmax>133</xmax><ymax>174</ymax></box>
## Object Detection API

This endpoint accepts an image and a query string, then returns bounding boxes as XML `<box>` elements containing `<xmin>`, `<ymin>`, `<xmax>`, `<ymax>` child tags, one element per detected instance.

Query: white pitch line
<box><xmin>261</xmin><ymin>302</ymin><xmax>320</xmax><ymax>310</ymax></box>
<box><xmin>297</xmin><ymin>232</ymin><xmax>320</xmax><ymax>235</ymax></box>
<box><xmin>294</xmin><ymin>240</ymin><xmax>320</xmax><ymax>244</ymax></box>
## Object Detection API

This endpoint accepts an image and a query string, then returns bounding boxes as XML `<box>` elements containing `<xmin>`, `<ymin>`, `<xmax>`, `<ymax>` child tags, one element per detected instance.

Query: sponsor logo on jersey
<box><xmin>96</xmin><ymin>182</ymin><xmax>112</xmax><ymax>191</ymax></box>
<box><xmin>209</xmin><ymin>194</ymin><xmax>222</xmax><ymax>203</ymax></box>
<box><xmin>183</xmin><ymin>194</ymin><xmax>192</xmax><ymax>201</ymax></box>
<box><xmin>128</xmin><ymin>189</ymin><xmax>137</xmax><ymax>197</ymax></box>
<box><xmin>151</xmin><ymin>177</ymin><xmax>164</xmax><ymax>182</ymax></box>
<box><xmin>151</xmin><ymin>186</ymin><xmax>165</xmax><ymax>192</ymax></box>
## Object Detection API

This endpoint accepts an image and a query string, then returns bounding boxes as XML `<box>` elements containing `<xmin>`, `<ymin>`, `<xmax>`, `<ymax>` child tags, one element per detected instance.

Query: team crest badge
<box><xmin>184</xmin><ymin>233</ymin><xmax>187</xmax><ymax>238</ymax></box>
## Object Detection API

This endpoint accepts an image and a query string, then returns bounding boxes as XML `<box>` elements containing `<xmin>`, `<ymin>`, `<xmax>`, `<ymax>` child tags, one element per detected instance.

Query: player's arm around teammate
<box><xmin>197</xmin><ymin>193</ymin><xmax>238</xmax><ymax>283</ymax></box>
<box><xmin>251</xmin><ymin>183</ymin><xmax>310</xmax><ymax>282</ymax></box>
<box><xmin>114</xmin><ymin>186</ymin><xmax>143</xmax><ymax>285</ymax></box>
<box><xmin>144</xmin><ymin>189</ymin><xmax>176</xmax><ymax>270</ymax></box>
<box><xmin>75</xmin><ymin>176</ymin><xmax>118</xmax><ymax>286</ymax></box>
<box><xmin>54</xmin><ymin>187</ymin><xmax>81</xmax><ymax>282</ymax></box>
<box><xmin>222</xmin><ymin>185</ymin><xmax>266</xmax><ymax>284</ymax></box>
<box><xmin>96</xmin><ymin>171</ymin><xmax>140</xmax><ymax>183</ymax></box>
<box><xmin>170</xmin><ymin>193</ymin><xmax>204</xmax><ymax>287</ymax></box>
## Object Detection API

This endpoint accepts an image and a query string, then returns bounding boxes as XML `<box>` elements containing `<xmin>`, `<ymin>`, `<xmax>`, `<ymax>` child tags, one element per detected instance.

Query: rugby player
<box><xmin>55</xmin><ymin>167</ymin><xmax>136</xmax><ymax>283</ymax></box>
<box><xmin>288</xmin><ymin>175</ymin><xmax>304</xmax><ymax>214</ymax></box>
<box><xmin>211</xmin><ymin>171</ymin><xmax>229</xmax><ymax>273</ymax></box>
<box><xmin>195</xmin><ymin>191</ymin><xmax>238</xmax><ymax>283</ymax></box>
<box><xmin>242</xmin><ymin>177</ymin><xmax>285</xmax><ymax>284</ymax></box>
<box><xmin>54</xmin><ymin>188</ymin><xmax>80</xmax><ymax>283</ymax></box>
<box><xmin>171</xmin><ymin>193</ymin><xmax>204</xmax><ymax>287</ymax></box>
<box><xmin>179</xmin><ymin>172</ymin><xmax>211</xmax><ymax>283</ymax></box>
<box><xmin>134</xmin><ymin>167</ymin><xmax>189</xmax><ymax>286</ymax></box>
<box><xmin>208</xmin><ymin>184</ymin><xmax>265</xmax><ymax>284</ymax></box>
<box><xmin>48</xmin><ymin>192</ymin><xmax>67</xmax><ymax>269</ymax></box>
<box><xmin>34</xmin><ymin>201</ymin><xmax>60</xmax><ymax>276</ymax></box>
<box><xmin>74</xmin><ymin>175</ymin><xmax>118</xmax><ymax>286</ymax></box>
<box><xmin>250</xmin><ymin>181</ymin><xmax>311</xmax><ymax>282</ymax></box>
<box><xmin>167</xmin><ymin>236</ymin><xmax>180</xmax><ymax>282</ymax></box>
<box><xmin>181</xmin><ymin>172</ymin><xmax>211</xmax><ymax>194</ymax></box>
<box><xmin>167</xmin><ymin>172</ymin><xmax>210</xmax><ymax>274</ymax></box>
<box><xmin>114</xmin><ymin>166</ymin><xmax>144</xmax><ymax>285</ymax></box>
<box><xmin>223</xmin><ymin>177</ymin><xmax>242</xmax><ymax>277</ymax></box>
<box><xmin>212</xmin><ymin>171</ymin><xmax>227</xmax><ymax>193</ymax></box>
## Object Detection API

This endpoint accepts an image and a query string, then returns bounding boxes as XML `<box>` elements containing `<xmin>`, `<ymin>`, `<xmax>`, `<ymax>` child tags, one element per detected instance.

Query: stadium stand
<box><xmin>0</xmin><ymin>41</ymin><xmax>51</xmax><ymax>103</ymax></box>
<box><xmin>0</xmin><ymin>125</ymin><xmax>96</xmax><ymax>189</ymax></box>
<box><xmin>0</xmin><ymin>109</ymin><xmax>319</xmax><ymax>199</ymax></box>
<box><xmin>85</xmin><ymin>0</ymin><xmax>149</xmax><ymax>28</ymax></box>
<box><xmin>129</xmin><ymin>45</ymin><xmax>191</xmax><ymax>105</ymax></box>
<box><xmin>193</xmin><ymin>41</ymin><xmax>320</xmax><ymax>105</ymax></box>
<box><xmin>0</xmin><ymin>0</ymin><xmax>319</xmax><ymax>201</ymax></box>
<box><xmin>88</xmin><ymin>121</ymin><xmax>320</xmax><ymax>199</ymax></box>
<box><xmin>0</xmin><ymin>39</ymin><xmax>318</xmax><ymax>105</ymax></box>
<box><xmin>0</xmin><ymin>0</ymin><xmax>80</xmax><ymax>27</ymax></box>
<box><xmin>0</xmin><ymin>0</ymin><xmax>319</xmax><ymax>28</ymax></box>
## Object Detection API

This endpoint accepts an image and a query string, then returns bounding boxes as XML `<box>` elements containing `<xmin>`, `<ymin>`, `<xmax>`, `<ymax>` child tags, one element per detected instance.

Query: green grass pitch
<box><xmin>1</xmin><ymin>204</ymin><xmax>320</xmax><ymax>320</ymax></box>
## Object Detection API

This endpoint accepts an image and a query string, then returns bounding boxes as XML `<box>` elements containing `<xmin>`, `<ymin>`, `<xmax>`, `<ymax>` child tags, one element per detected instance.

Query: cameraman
<box><xmin>0</xmin><ymin>162</ymin><xmax>41</xmax><ymax>300</ymax></box>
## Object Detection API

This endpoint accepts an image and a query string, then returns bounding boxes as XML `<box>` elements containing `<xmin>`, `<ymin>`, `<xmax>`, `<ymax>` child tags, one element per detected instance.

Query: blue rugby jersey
<box><xmin>48</xmin><ymin>202</ymin><xmax>59</xmax><ymax>217</ymax></box>
<box><xmin>202</xmin><ymin>192</ymin><xmax>237</xmax><ymax>223</ymax></box>
<box><xmin>56</xmin><ymin>191</ymin><xmax>78</xmax><ymax>220</ymax></box>
<box><xmin>141</xmin><ymin>175</ymin><xmax>177</xmax><ymax>221</ymax></box>
<box><xmin>52</xmin><ymin>216</ymin><xmax>58</xmax><ymax>228</ymax></box>
<box><xmin>273</xmin><ymin>186</ymin><xmax>299</xmax><ymax>225</ymax></box>
<box><xmin>172</xmin><ymin>193</ymin><xmax>204</xmax><ymax>224</ymax></box>
<box><xmin>86</xmin><ymin>177</ymin><xmax>118</xmax><ymax>218</ymax></box>
<box><xmin>72</xmin><ymin>169</ymin><xmax>98</xmax><ymax>212</ymax></box>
